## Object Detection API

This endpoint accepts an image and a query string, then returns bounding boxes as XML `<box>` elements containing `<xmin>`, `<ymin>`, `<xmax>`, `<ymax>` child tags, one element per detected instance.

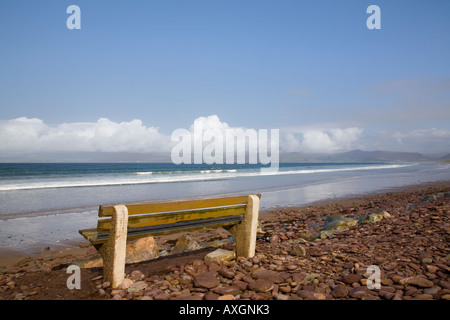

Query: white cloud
<box><xmin>2</xmin><ymin>115</ymin><xmax>447</xmax><ymax>157</ymax></box>
<box><xmin>0</xmin><ymin>115</ymin><xmax>365</xmax><ymax>156</ymax></box>
<box><xmin>392</xmin><ymin>128</ymin><xmax>450</xmax><ymax>153</ymax></box>
<box><xmin>0</xmin><ymin>117</ymin><xmax>171</xmax><ymax>153</ymax></box>
<box><xmin>280</xmin><ymin>127</ymin><xmax>364</xmax><ymax>153</ymax></box>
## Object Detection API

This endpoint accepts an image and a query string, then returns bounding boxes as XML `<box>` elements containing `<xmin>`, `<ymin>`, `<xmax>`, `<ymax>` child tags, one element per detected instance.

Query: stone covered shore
<box><xmin>0</xmin><ymin>182</ymin><xmax>449</xmax><ymax>300</ymax></box>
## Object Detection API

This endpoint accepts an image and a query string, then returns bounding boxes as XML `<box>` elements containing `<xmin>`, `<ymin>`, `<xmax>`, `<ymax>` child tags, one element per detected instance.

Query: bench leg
<box><xmin>233</xmin><ymin>195</ymin><xmax>260</xmax><ymax>258</ymax></box>
<box><xmin>102</xmin><ymin>205</ymin><xmax>128</xmax><ymax>288</ymax></box>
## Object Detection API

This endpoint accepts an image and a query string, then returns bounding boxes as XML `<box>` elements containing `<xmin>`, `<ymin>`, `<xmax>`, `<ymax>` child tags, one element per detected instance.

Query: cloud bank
<box><xmin>0</xmin><ymin>117</ymin><xmax>170</xmax><ymax>153</ymax></box>
<box><xmin>1</xmin><ymin>115</ymin><xmax>449</xmax><ymax>158</ymax></box>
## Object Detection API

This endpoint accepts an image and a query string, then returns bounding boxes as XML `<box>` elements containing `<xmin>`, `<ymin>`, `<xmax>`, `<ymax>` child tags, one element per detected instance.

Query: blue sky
<box><xmin>1</xmin><ymin>0</ymin><xmax>450</xmax><ymax>157</ymax></box>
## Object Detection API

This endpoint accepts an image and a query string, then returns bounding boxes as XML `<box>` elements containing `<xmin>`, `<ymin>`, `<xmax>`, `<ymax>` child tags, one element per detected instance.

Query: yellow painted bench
<box><xmin>79</xmin><ymin>194</ymin><xmax>261</xmax><ymax>287</ymax></box>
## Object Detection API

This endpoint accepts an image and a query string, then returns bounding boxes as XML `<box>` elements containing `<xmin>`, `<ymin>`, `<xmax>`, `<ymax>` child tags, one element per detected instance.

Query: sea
<box><xmin>1</xmin><ymin>161</ymin><xmax>449</xmax><ymax>255</ymax></box>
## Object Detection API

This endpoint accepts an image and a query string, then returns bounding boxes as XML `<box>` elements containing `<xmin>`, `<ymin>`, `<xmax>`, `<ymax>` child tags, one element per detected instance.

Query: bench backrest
<box><xmin>96</xmin><ymin>194</ymin><xmax>261</xmax><ymax>232</ymax></box>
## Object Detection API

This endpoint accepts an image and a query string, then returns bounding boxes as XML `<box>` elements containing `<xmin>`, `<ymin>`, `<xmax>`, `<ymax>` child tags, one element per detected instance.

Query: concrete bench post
<box><xmin>102</xmin><ymin>205</ymin><xmax>128</xmax><ymax>288</ymax></box>
<box><xmin>233</xmin><ymin>194</ymin><xmax>260</xmax><ymax>258</ymax></box>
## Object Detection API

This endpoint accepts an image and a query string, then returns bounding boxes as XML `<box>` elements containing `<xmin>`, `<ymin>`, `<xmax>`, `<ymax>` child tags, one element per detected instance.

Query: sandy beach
<box><xmin>0</xmin><ymin>181</ymin><xmax>449</xmax><ymax>301</ymax></box>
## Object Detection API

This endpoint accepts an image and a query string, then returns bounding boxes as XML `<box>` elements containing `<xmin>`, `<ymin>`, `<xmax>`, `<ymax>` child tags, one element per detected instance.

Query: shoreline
<box><xmin>1</xmin><ymin>179</ymin><xmax>449</xmax><ymax>267</ymax></box>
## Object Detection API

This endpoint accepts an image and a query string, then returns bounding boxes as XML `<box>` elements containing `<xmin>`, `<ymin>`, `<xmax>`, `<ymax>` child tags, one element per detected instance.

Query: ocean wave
<box><xmin>0</xmin><ymin>164</ymin><xmax>414</xmax><ymax>191</ymax></box>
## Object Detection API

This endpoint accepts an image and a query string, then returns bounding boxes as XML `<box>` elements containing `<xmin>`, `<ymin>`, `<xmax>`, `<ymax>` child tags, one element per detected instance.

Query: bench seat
<box><xmin>78</xmin><ymin>194</ymin><xmax>261</xmax><ymax>288</ymax></box>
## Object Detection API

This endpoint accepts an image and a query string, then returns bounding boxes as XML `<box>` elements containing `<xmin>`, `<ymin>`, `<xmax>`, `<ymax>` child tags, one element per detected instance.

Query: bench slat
<box><xmin>96</xmin><ymin>204</ymin><xmax>246</xmax><ymax>231</ymax></box>
<box><xmin>98</xmin><ymin>194</ymin><xmax>260</xmax><ymax>217</ymax></box>
<box><xmin>81</xmin><ymin>215</ymin><xmax>243</xmax><ymax>245</ymax></box>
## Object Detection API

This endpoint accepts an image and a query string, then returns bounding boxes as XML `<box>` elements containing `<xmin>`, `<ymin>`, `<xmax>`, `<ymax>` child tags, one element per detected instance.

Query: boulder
<box><xmin>76</xmin><ymin>236</ymin><xmax>159</xmax><ymax>268</ymax></box>
<box><xmin>126</xmin><ymin>236</ymin><xmax>159</xmax><ymax>263</ymax></box>
<box><xmin>323</xmin><ymin>215</ymin><xmax>358</xmax><ymax>231</ymax></box>
<box><xmin>319</xmin><ymin>230</ymin><xmax>340</xmax><ymax>239</ymax></box>
<box><xmin>172</xmin><ymin>235</ymin><xmax>202</xmax><ymax>254</ymax></box>
<box><xmin>358</xmin><ymin>209</ymin><xmax>391</xmax><ymax>225</ymax></box>
<box><xmin>290</xmin><ymin>244</ymin><xmax>307</xmax><ymax>257</ymax></box>
<box><xmin>204</xmin><ymin>249</ymin><xmax>236</xmax><ymax>263</ymax></box>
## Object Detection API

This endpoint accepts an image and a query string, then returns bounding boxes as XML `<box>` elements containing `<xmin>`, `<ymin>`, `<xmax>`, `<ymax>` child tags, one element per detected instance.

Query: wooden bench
<box><xmin>79</xmin><ymin>194</ymin><xmax>261</xmax><ymax>287</ymax></box>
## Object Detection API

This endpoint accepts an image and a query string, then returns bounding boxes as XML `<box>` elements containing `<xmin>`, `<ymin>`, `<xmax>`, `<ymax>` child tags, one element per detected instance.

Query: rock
<box><xmin>342</xmin><ymin>274</ymin><xmax>362</xmax><ymax>285</ymax></box>
<box><xmin>423</xmin><ymin>287</ymin><xmax>440</xmax><ymax>296</ymax></box>
<box><xmin>218</xmin><ymin>266</ymin><xmax>235</xmax><ymax>279</ymax></box>
<box><xmin>323</xmin><ymin>215</ymin><xmax>358</xmax><ymax>231</ymax></box>
<box><xmin>252</xmin><ymin>269</ymin><xmax>283</xmax><ymax>283</ymax></box>
<box><xmin>275</xmin><ymin>293</ymin><xmax>289</xmax><ymax>300</ymax></box>
<box><xmin>204</xmin><ymin>249</ymin><xmax>236</xmax><ymax>263</ymax></box>
<box><xmin>331</xmin><ymin>284</ymin><xmax>349</xmax><ymax>298</ymax></box>
<box><xmin>348</xmin><ymin>287</ymin><xmax>370</xmax><ymax>299</ymax></box>
<box><xmin>172</xmin><ymin>235</ymin><xmax>201</xmax><ymax>254</ymax></box>
<box><xmin>399</xmin><ymin>276</ymin><xmax>434</xmax><ymax>288</ymax></box>
<box><xmin>291</xmin><ymin>244</ymin><xmax>306</xmax><ymax>257</ymax></box>
<box><xmin>76</xmin><ymin>255</ymin><xmax>103</xmax><ymax>268</ymax></box>
<box><xmin>270</xmin><ymin>234</ymin><xmax>280</xmax><ymax>244</ymax></box>
<box><xmin>248</xmin><ymin>279</ymin><xmax>274</xmax><ymax>293</ymax></box>
<box><xmin>343</xmin><ymin>262</ymin><xmax>354</xmax><ymax>269</ymax></box>
<box><xmin>358</xmin><ymin>210</ymin><xmax>391</xmax><ymax>225</ymax></box>
<box><xmin>194</xmin><ymin>272</ymin><xmax>220</xmax><ymax>289</ymax></box>
<box><xmin>421</xmin><ymin>195</ymin><xmax>437</xmax><ymax>202</ymax></box>
<box><xmin>204</xmin><ymin>292</ymin><xmax>220</xmax><ymax>300</ymax></box>
<box><xmin>218</xmin><ymin>294</ymin><xmax>236</xmax><ymax>300</ymax></box>
<box><xmin>296</xmin><ymin>290</ymin><xmax>317</xmax><ymax>300</ymax></box>
<box><xmin>302</xmin><ymin>273</ymin><xmax>320</xmax><ymax>284</ymax></box>
<box><xmin>129</xmin><ymin>270</ymin><xmax>145</xmax><ymax>281</ymax></box>
<box><xmin>233</xmin><ymin>280</ymin><xmax>248</xmax><ymax>291</ymax></box>
<box><xmin>128</xmin><ymin>281</ymin><xmax>147</xmax><ymax>292</ymax></box>
<box><xmin>153</xmin><ymin>292</ymin><xmax>170</xmax><ymax>300</ymax></box>
<box><xmin>412</xmin><ymin>293</ymin><xmax>433</xmax><ymax>300</ymax></box>
<box><xmin>171</xmin><ymin>294</ymin><xmax>203</xmax><ymax>300</ymax></box>
<box><xmin>117</xmin><ymin>278</ymin><xmax>133</xmax><ymax>290</ymax></box>
<box><xmin>426</xmin><ymin>265</ymin><xmax>439</xmax><ymax>273</ymax></box>
<box><xmin>256</xmin><ymin>222</ymin><xmax>265</xmax><ymax>236</ymax></box>
<box><xmin>214</xmin><ymin>286</ymin><xmax>240</xmax><ymax>296</ymax></box>
<box><xmin>125</xmin><ymin>236</ymin><xmax>159</xmax><ymax>264</ymax></box>
<box><xmin>313</xmin><ymin>292</ymin><xmax>327</xmax><ymax>300</ymax></box>
<box><xmin>319</xmin><ymin>230</ymin><xmax>339</xmax><ymax>239</ymax></box>
<box><xmin>392</xmin><ymin>275</ymin><xmax>403</xmax><ymax>283</ymax></box>
<box><xmin>323</xmin><ymin>214</ymin><xmax>346</xmax><ymax>225</ymax></box>
<box><xmin>439</xmin><ymin>280</ymin><xmax>450</xmax><ymax>290</ymax></box>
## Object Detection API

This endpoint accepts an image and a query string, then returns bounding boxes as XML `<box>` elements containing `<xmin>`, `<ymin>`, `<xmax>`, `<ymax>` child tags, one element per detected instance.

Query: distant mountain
<box><xmin>280</xmin><ymin>149</ymin><xmax>437</xmax><ymax>163</ymax></box>
<box><xmin>1</xmin><ymin>149</ymin><xmax>447</xmax><ymax>164</ymax></box>
<box><xmin>329</xmin><ymin>150</ymin><xmax>433</xmax><ymax>162</ymax></box>
<box><xmin>440</xmin><ymin>153</ymin><xmax>450</xmax><ymax>161</ymax></box>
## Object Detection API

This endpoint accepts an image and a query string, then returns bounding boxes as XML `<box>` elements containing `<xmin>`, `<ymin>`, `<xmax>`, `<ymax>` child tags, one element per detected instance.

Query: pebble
<box><xmin>331</xmin><ymin>284</ymin><xmax>349</xmax><ymax>298</ymax></box>
<box><xmin>217</xmin><ymin>294</ymin><xmax>236</xmax><ymax>300</ymax></box>
<box><xmin>248</xmin><ymin>279</ymin><xmax>274</xmax><ymax>293</ymax></box>
<box><xmin>341</xmin><ymin>274</ymin><xmax>362</xmax><ymax>284</ymax></box>
<box><xmin>348</xmin><ymin>287</ymin><xmax>370</xmax><ymax>299</ymax></box>
<box><xmin>399</xmin><ymin>276</ymin><xmax>435</xmax><ymax>288</ymax></box>
<box><xmin>193</xmin><ymin>272</ymin><xmax>220</xmax><ymax>289</ymax></box>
